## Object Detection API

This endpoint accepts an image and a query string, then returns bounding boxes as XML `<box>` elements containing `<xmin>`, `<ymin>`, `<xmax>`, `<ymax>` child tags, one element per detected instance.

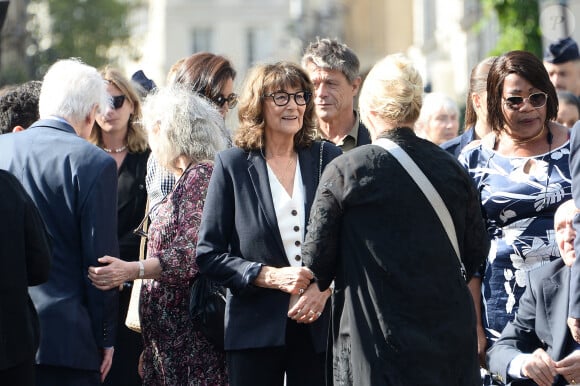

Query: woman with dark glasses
<box><xmin>459</xmin><ymin>50</ymin><xmax>572</xmax><ymax>377</ymax></box>
<box><xmin>88</xmin><ymin>67</ymin><xmax>150</xmax><ymax>386</ymax></box>
<box><xmin>196</xmin><ymin>61</ymin><xmax>342</xmax><ymax>386</ymax></box>
<box><xmin>146</xmin><ymin>52</ymin><xmax>237</xmax><ymax>222</ymax></box>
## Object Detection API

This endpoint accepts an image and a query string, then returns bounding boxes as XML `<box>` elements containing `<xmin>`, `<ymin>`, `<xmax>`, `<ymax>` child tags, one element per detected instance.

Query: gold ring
<box><xmin>572</xmin><ymin>379</ymin><xmax>576</xmax><ymax>384</ymax></box>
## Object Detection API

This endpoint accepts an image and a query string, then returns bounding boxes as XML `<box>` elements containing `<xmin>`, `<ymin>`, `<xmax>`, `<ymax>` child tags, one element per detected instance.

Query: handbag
<box><xmin>125</xmin><ymin>201</ymin><xmax>149</xmax><ymax>333</ymax></box>
<box><xmin>125</xmin><ymin>278</ymin><xmax>143</xmax><ymax>333</ymax></box>
<box><xmin>374</xmin><ymin>137</ymin><xmax>467</xmax><ymax>281</ymax></box>
<box><xmin>189</xmin><ymin>275</ymin><xmax>226</xmax><ymax>350</ymax></box>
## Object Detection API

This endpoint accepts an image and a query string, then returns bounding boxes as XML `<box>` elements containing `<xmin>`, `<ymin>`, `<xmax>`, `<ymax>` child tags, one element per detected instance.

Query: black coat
<box><xmin>0</xmin><ymin>170</ymin><xmax>51</xmax><ymax>371</ymax></box>
<box><xmin>117</xmin><ymin>150</ymin><xmax>150</xmax><ymax>261</ymax></box>
<box><xmin>302</xmin><ymin>127</ymin><xmax>490</xmax><ymax>385</ymax></box>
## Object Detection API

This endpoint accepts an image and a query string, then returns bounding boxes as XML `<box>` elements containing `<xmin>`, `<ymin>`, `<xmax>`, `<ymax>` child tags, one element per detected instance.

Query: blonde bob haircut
<box><xmin>359</xmin><ymin>53</ymin><xmax>423</xmax><ymax>131</ymax></box>
<box><xmin>90</xmin><ymin>67</ymin><xmax>149</xmax><ymax>153</ymax></box>
<box><xmin>234</xmin><ymin>61</ymin><xmax>316</xmax><ymax>151</ymax></box>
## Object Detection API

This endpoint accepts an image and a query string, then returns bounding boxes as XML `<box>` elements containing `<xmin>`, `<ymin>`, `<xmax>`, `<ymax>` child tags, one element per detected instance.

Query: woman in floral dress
<box><xmin>459</xmin><ymin>51</ymin><xmax>572</xmax><ymax>373</ymax></box>
<box><xmin>88</xmin><ymin>84</ymin><xmax>228</xmax><ymax>385</ymax></box>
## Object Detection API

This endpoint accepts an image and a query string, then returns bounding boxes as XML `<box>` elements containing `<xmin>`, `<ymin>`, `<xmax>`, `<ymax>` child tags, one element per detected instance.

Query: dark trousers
<box><xmin>227</xmin><ymin>319</ymin><xmax>325</xmax><ymax>386</ymax></box>
<box><xmin>0</xmin><ymin>360</ymin><xmax>35</xmax><ymax>386</ymax></box>
<box><xmin>35</xmin><ymin>365</ymin><xmax>100</xmax><ymax>386</ymax></box>
<box><xmin>103</xmin><ymin>286</ymin><xmax>143</xmax><ymax>386</ymax></box>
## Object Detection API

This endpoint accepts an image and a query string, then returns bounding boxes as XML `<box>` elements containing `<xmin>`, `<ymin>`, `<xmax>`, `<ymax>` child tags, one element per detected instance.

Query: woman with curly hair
<box><xmin>196</xmin><ymin>61</ymin><xmax>342</xmax><ymax>386</ymax></box>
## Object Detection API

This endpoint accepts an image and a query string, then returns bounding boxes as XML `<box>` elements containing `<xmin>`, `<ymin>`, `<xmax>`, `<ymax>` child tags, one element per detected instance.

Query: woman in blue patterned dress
<box><xmin>459</xmin><ymin>51</ymin><xmax>572</xmax><ymax>373</ymax></box>
<box><xmin>89</xmin><ymin>84</ymin><xmax>228</xmax><ymax>385</ymax></box>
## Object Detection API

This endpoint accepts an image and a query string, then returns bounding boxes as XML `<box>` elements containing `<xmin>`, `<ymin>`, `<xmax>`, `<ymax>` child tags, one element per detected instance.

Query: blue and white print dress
<box><xmin>459</xmin><ymin>140</ymin><xmax>571</xmax><ymax>346</ymax></box>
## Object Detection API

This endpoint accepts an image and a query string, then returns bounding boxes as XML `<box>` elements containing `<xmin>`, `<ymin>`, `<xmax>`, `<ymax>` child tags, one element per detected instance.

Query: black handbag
<box><xmin>189</xmin><ymin>274</ymin><xmax>226</xmax><ymax>351</ymax></box>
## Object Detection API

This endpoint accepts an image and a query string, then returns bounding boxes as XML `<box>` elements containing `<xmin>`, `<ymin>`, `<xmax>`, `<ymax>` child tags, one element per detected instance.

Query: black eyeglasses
<box><xmin>213</xmin><ymin>93</ymin><xmax>238</xmax><ymax>109</ymax></box>
<box><xmin>503</xmin><ymin>92</ymin><xmax>548</xmax><ymax>111</ymax></box>
<box><xmin>112</xmin><ymin>95</ymin><xmax>126</xmax><ymax>110</ymax></box>
<box><xmin>263</xmin><ymin>91</ymin><xmax>312</xmax><ymax>106</ymax></box>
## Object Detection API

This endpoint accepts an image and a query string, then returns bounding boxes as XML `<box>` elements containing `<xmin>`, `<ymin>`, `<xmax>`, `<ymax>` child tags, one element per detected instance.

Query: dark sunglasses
<box><xmin>112</xmin><ymin>95</ymin><xmax>126</xmax><ymax>109</ymax></box>
<box><xmin>503</xmin><ymin>92</ymin><xmax>547</xmax><ymax>111</ymax></box>
<box><xmin>213</xmin><ymin>93</ymin><xmax>238</xmax><ymax>109</ymax></box>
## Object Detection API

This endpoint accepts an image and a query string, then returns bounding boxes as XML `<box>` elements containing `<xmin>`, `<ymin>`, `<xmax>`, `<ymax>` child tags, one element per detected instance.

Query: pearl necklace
<box><xmin>102</xmin><ymin>145</ymin><xmax>127</xmax><ymax>153</ymax></box>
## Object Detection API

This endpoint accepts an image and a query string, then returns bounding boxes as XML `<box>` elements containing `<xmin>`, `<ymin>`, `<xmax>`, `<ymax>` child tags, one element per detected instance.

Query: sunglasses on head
<box><xmin>112</xmin><ymin>95</ymin><xmax>126</xmax><ymax>109</ymax></box>
<box><xmin>503</xmin><ymin>92</ymin><xmax>548</xmax><ymax>110</ymax></box>
<box><xmin>213</xmin><ymin>93</ymin><xmax>238</xmax><ymax>109</ymax></box>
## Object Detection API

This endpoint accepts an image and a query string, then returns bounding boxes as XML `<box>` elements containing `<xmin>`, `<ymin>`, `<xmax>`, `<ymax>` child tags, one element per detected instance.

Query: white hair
<box><xmin>142</xmin><ymin>84</ymin><xmax>226</xmax><ymax>169</ymax></box>
<box><xmin>39</xmin><ymin>58</ymin><xmax>110</xmax><ymax>124</ymax></box>
<box><xmin>416</xmin><ymin>92</ymin><xmax>459</xmax><ymax>125</ymax></box>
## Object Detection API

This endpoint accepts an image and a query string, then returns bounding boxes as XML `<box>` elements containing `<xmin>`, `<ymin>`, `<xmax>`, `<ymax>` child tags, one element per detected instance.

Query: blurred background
<box><xmin>1</xmin><ymin>0</ymin><xmax>579</xmax><ymax>118</ymax></box>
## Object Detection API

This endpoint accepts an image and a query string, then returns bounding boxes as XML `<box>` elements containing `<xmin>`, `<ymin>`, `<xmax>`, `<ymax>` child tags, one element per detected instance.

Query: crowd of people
<box><xmin>3</xmin><ymin>33</ymin><xmax>580</xmax><ymax>386</ymax></box>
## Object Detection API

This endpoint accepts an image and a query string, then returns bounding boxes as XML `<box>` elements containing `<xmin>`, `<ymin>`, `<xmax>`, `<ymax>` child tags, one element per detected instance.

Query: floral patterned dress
<box><xmin>459</xmin><ymin>141</ymin><xmax>572</xmax><ymax>347</ymax></box>
<box><xmin>140</xmin><ymin>162</ymin><xmax>227</xmax><ymax>386</ymax></box>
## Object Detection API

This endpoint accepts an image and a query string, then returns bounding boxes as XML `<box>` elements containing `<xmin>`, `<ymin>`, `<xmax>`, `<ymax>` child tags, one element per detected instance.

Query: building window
<box><xmin>192</xmin><ymin>27</ymin><xmax>213</xmax><ymax>53</ymax></box>
<box><xmin>246</xmin><ymin>26</ymin><xmax>272</xmax><ymax>67</ymax></box>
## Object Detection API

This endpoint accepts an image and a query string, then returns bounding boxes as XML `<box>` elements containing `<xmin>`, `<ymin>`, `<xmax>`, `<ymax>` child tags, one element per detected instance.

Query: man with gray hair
<box><xmin>0</xmin><ymin>58</ymin><xmax>119</xmax><ymax>386</ymax></box>
<box><xmin>302</xmin><ymin>37</ymin><xmax>371</xmax><ymax>151</ymax></box>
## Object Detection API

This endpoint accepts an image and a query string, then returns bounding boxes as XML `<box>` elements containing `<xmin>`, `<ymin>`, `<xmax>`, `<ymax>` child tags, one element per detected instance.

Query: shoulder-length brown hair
<box><xmin>234</xmin><ymin>61</ymin><xmax>316</xmax><ymax>151</ymax></box>
<box><xmin>169</xmin><ymin>52</ymin><xmax>236</xmax><ymax>102</ymax></box>
<box><xmin>90</xmin><ymin>67</ymin><xmax>148</xmax><ymax>153</ymax></box>
<box><xmin>487</xmin><ymin>51</ymin><xmax>558</xmax><ymax>133</ymax></box>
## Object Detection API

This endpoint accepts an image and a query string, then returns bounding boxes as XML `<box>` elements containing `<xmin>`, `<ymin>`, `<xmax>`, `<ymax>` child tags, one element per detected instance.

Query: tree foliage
<box><xmin>26</xmin><ymin>0</ymin><xmax>140</xmax><ymax>78</ymax></box>
<box><xmin>481</xmin><ymin>0</ymin><xmax>542</xmax><ymax>57</ymax></box>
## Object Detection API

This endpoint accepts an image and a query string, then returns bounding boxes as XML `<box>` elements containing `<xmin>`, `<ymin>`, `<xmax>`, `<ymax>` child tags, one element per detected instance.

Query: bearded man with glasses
<box><xmin>458</xmin><ymin>50</ymin><xmax>572</xmax><ymax>380</ymax></box>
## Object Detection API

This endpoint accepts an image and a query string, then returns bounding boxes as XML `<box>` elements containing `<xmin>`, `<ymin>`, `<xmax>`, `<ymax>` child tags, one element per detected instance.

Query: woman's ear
<box><xmin>472</xmin><ymin>92</ymin><xmax>482</xmax><ymax>109</ymax></box>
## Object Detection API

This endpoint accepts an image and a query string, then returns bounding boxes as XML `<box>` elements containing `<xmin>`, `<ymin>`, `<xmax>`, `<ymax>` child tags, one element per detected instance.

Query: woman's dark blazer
<box><xmin>196</xmin><ymin>141</ymin><xmax>342</xmax><ymax>352</ymax></box>
<box><xmin>117</xmin><ymin>150</ymin><xmax>150</xmax><ymax>261</ymax></box>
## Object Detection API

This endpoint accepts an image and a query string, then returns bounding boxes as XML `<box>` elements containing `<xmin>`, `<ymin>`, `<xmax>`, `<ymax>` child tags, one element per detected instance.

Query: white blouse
<box><xmin>266</xmin><ymin>158</ymin><xmax>305</xmax><ymax>267</ymax></box>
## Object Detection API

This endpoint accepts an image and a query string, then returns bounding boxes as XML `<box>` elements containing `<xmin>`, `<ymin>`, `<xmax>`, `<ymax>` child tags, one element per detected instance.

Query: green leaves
<box><xmin>26</xmin><ymin>0</ymin><xmax>141</xmax><ymax>78</ymax></box>
<box><xmin>480</xmin><ymin>0</ymin><xmax>542</xmax><ymax>57</ymax></box>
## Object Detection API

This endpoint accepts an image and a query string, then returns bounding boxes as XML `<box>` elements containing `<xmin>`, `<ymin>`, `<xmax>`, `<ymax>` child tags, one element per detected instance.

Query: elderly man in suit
<box><xmin>488</xmin><ymin>199</ymin><xmax>580</xmax><ymax>386</ymax></box>
<box><xmin>0</xmin><ymin>58</ymin><xmax>119</xmax><ymax>386</ymax></box>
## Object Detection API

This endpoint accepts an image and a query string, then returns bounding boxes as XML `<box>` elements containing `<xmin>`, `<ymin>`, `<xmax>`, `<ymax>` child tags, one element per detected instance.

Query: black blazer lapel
<box><xmin>247</xmin><ymin>150</ymin><xmax>287</xmax><ymax>259</ymax></box>
<box><xmin>299</xmin><ymin>144</ymin><xmax>318</xmax><ymax>227</ymax></box>
<box><xmin>544</xmin><ymin>266</ymin><xmax>570</xmax><ymax>359</ymax></box>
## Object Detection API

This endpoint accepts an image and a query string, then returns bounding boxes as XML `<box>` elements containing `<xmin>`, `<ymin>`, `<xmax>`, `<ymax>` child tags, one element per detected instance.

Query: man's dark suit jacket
<box><xmin>440</xmin><ymin>127</ymin><xmax>476</xmax><ymax>158</ymax></box>
<box><xmin>196</xmin><ymin>141</ymin><xmax>342</xmax><ymax>352</ymax></box>
<box><xmin>570</xmin><ymin>124</ymin><xmax>580</xmax><ymax>318</ymax></box>
<box><xmin>0</xmin><ymin>119</ymin><xmax>119</xmax><ymax>371</ymax></box>
<box><xmin>488</xmin><ymin>259</ymin><xmax>573</xmax><ymax>386</ymax></box>
<box><xmin>0</xmin><ymin>170</ymin><xmax>51</xmax><ymax>371</ymax></box>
